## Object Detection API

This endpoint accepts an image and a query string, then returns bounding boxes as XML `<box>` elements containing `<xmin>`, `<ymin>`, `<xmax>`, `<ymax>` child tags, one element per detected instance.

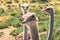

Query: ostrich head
<box><xmin>21</xmin><ymin>3</ymin><xmax>29</xmax><ymax>14</ymax></box>
<box><xmin>42</xmin><ymin>6</ymin><xmax>54</xmax><ymax>14</ymax></box>
<box><xmin>22</xmin><ymin>13</ymin><xmax>37</xmax><ymax>26</ymax></box>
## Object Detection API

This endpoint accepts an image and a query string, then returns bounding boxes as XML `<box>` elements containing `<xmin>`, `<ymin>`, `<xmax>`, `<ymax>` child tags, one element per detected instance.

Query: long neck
<box><xmin>48</xmin><ymin>11</ymin><xmax>54</xmax><ymax>40</ymax></box>
<box><xmin>23</xmin><ymin>10</ymin><xmax>28</xmax><ymax>40</ymax></box>
<box><xmin>23</xmin><ymin>10</ymin><xmax>28</xmax><ymax>14</ymax></box>
<box><xmin>29</xmin><ymin>21</ymin><xmax>39</xmax><ymax>40</ymax></box>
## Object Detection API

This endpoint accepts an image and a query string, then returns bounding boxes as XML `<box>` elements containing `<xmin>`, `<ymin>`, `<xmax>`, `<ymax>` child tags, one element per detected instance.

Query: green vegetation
<box><xmin>0</xmin><ymin>6</ymin><xmax>60</xmax><ymax>40</ymax></box>
<box><xmin>0</xmin><ymin>0</ymin><xmax>60</xmax><ymax>40</ymax></box>
<box><xmin>38</xmin><ymin>0</ymin><xmax>48</xmax><ymax>3</ymax></box>
<box><xmin>30</xmin><ymin>0</ymin><xmax>37</xmax><ymax>3</ymax></box>
<box><xmin>0</xmin><ymin>32</ymin><xmax>3</xmax><ymax>37</ymax></box>
<box><xmin>14</xmin><ymin>0</ymin><xmax>19</xmax><ymax>3</ymax></box>
<box><xmin>40</xmin><ymin>34</ymin><xmax>47</xmax><ymax>40</ymax></box>
<box><xmin>0</xmin><ymin>7</ymin><xmax>23</xmax><ymax>28</ymax></box>
<box><xmin>0</xmin><ymin>8</ymin><xmax>5</xmax><ymax>15</ymax></box>
<box><xmin>30</xmin><ymin>0</ymin><xmax>48</xmax><ymax>3</ymax></box>
<box><xmin>10</xmin><ymin>27</ymin><xmax>23</xmax><ymax>36</ymax></box>
<box><xmin>0</xmin><ymin>22</ymin><xmax>8</xmax><ymax>29</ymax></box>
<box><xmin>6</xmin><ymin>0</ymin><xmax>12</xmax><ymax>4</ymax></box>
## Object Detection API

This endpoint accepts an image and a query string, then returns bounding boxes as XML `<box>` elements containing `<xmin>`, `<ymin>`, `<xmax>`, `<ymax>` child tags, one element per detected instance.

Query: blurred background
<box><xmin>0</xmin><ymin>0</ymin><xmax>60</xmax><ymax>40</ymax></box>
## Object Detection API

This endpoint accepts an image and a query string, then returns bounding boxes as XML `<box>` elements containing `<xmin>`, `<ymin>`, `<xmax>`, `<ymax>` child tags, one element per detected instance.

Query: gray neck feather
<box><xmin>29</xmin><ymin>22</ymin><xmax>39</xmax><ymax>40</ymax></box>
<box><xmin>48</xmin><ymin>9</ymin><xmax>54</xmax><ymax>40</ymax></box>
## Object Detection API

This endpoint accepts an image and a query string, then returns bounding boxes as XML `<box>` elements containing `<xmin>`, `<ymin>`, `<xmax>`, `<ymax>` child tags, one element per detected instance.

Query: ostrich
<box><xmin>42</xmin><ymin>6</ymin><xmax>54</xmax><ymax>40</ymax></box>
<box><xmin>22</xmin><ymin>13</ymin><xmax>39</xmax><ymax>40</ymax></box>
<box><xmin>21</xmin><ymin>3</ymin><xmax>29</xmax><ymax>40</ymax></box>
<box><xmin>21</xmin><ymin>3</ymin><xmax>39</xmax><ymax>40</ymax></box>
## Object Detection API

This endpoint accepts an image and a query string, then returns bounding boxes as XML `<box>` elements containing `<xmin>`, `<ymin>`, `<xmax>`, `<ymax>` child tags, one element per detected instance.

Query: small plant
<box><xmin>55</xmin><ymin>10</ymin><xmax>60</xmax><ymax>15</ymax></box>
<box><xmin>30</xmin><ymin>0</ymin><xmax>37</xmax><ymax>3</ymax></box>
<box><xmin>38</xmin><ymin>0</ymin><xmax>48</xmax><ymax>3</ymax></box>
<box><xmin>0</xmin><ymin>23</ymin><xmax>8</xmax><ymax>29</ymax></box>
<box><xmin>6</xmin><ymin>0</ymin><xmax>12</xmax><ymax>4</ymax></box>
<box><xmin>40</xmin><ymin>34</ymin><xmax>47</xmax><ymax>40</ymax></box>
<box><xmin>14</xmin><ymin>0</ymin><xmax>19</xmax><ymax>3</ymax></box>
<box><xmin>10</xmin><ymin>27</ymin><xmax>23</xmax><ymax>36</ymax></box>
<box><xmin>0</xmin><ymin>32</ymin><xmax>3</xmax><ymax>37</ymax></box>
<box><xmin>0</xmin><ymin>8</ymin><xmax>4</xmax><ymax>15</ymax></box>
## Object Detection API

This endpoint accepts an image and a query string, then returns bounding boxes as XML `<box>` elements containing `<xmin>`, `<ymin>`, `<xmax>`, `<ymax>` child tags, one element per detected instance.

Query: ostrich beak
<box><xmin>41</xmin><ymin>9</ymin><xmax>47</xmax><ymax>12</ymax></box>
<box><xmin>22</xmin><ymin>19</ymin><xmax>27</xmax><ymax>24</ymax></box>
<box><xmin>22</xmin><ymin>15</ymin><xmax>35</xmax><ymax>24</ymax></box>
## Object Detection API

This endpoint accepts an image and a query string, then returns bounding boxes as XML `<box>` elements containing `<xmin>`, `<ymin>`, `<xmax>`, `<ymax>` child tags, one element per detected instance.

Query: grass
<box><xmin>40</xmin><ymin>34</ymin><xmax>47</xmax><ymax>40</ymax></box>
<box><xmin>29</xmin><ymin>8</ymin><xmax>60</xmax><ymax>40</ymax></box>
<box><xmin>0</xmin><ymin>32</ymin><xmax>3</xmax><ymax>37</ymax></box>
<box><xmin>9</xmin><ymin>7</ymin><xmax>60</xmax><ymax>40</ymax></box>
<box><xmin>0</xmin><ymin>1</ymin><xmax>60</xmax><ymax>40</ymax></box>
<box><xmin>10</xmin><ymin>27</ymin><xmax>23</xmax><ymax>36</ymax></box>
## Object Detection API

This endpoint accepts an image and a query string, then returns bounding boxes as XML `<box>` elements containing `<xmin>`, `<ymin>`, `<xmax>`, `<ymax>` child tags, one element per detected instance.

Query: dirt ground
<box><xmin>0</xmin><ymin>27</ymin><xmax>16</xmax><ymax>40</ymax></box>
<box><xmin>0</xmin><ymin>27</ymin><xmax>47</xmax><ymax>40</ymax></box>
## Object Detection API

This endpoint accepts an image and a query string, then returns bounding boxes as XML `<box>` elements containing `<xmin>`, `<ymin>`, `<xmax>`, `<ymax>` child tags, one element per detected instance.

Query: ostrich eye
<box><xmin>23</xmin><ymin>15</ymin><xmax>36</xmax><ymax>23</ymax></box>
<box><xmin>31</xmin><ymin>15</ymin><xmax>35</xmax><ymax>18</ymax></box>
<box><xmin>27</xmin><ymin>15</ymin><xmax>36</xmax><ymax>21</ymax></box>
<box><xmin>26</xmin><ymin>6</ymin><xmax>29</xmax><ymax>8</ymax></box>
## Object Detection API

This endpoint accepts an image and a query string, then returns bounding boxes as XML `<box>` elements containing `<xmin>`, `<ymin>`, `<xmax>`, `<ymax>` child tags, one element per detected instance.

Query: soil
<box><xmin>0</xmin><ymin>27</ymin><xmax>16</xmax><ymax>40</ymax></box>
